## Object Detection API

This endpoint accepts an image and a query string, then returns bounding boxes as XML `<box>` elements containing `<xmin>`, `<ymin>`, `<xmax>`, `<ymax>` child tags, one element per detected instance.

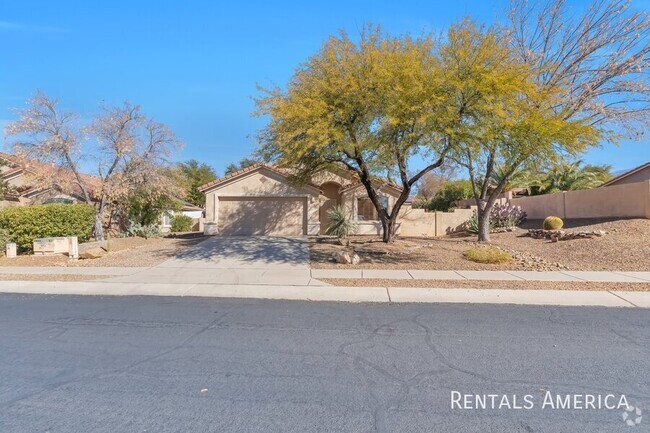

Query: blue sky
<box><xmin>0</xmin><ymin>0</ymin><xmax>647</xmax><ymax>175</ymax></box>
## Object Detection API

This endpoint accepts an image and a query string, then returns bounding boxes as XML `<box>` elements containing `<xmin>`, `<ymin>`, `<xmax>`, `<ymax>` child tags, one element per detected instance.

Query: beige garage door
<box><xmin>218</xmin><ymin>197</ymin><xmax>306</xmax><ymax>236</ymax></box>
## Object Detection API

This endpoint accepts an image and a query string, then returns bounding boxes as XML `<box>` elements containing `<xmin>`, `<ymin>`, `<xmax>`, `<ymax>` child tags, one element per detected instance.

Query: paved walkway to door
<box><xmin>105</xmin><ymin>236</ymin><xmax>322</xmax><ymax>286</ymax></box>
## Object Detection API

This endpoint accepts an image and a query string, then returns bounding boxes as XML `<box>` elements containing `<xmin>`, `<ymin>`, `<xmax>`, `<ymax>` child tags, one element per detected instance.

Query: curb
<box><xmin>0</xmin><ymin>280</ymin><xmax>648</xmax><ymax>308</ymax></box>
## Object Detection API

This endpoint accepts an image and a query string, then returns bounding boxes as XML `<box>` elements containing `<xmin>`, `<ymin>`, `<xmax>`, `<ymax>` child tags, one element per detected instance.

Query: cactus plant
<box><xmin>543</xmin><ymin>216</ymin><xmax>564</xmax><ymax>230</ymax></box>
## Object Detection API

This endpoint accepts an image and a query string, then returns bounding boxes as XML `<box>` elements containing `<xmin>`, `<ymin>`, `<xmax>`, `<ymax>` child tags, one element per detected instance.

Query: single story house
<box><xmin>198</xmin><ymin>164</ymin><xmax>406</xmax><ymax>236</ymax></box>
<box><xmin>160</xmin><ymin>199</ymin><xmax>205</xmax><ymax>232</ymax></box>
<box><xmin>599</xmin><ymin>161</ymin><xmax>650</xmax><ymax>187</ymax></box>
<box><xmin>0</xmin><ymin>152</ymin><xmax>100</xmax><ymax>210</ymax></box>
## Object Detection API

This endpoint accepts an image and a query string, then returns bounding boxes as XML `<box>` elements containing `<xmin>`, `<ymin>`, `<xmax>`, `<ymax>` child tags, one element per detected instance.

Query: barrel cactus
<box><xmin>543</xmin><ymin>216</ymin><xmax>564</xmax><ymax>230</ymax></box>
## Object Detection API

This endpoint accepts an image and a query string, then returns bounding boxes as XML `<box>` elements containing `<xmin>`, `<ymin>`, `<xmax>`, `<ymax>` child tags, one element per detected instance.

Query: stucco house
<box><xmin>599</xmin><ymin>161</ymin><xmax>650</xmax><ymax>187</ymax></box>
<box><xmin>0</xmin><ymin>152</ymin><xmax>100</xmax><ymax>210</ymax></box>
<box><xmin>198</xmin><ymin>164</ymin><xmax>406</xmax><ymax>236</ymax></box>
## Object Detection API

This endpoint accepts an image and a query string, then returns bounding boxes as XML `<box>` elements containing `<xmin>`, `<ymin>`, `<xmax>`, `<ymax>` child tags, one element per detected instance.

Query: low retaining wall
<box><xmin>511</xmin><ymin>180</ymin><xmax>650</xmax><ymax>219</ymax></box>
<box><xmin>352</xmin><ymin>207</ymin><xmax>473</xmax><ymax>237</ymax></box>
<box><xmin>398</xmin><ymin>207</ymin><xmax>473</xmax><ymax>237</ymax></box>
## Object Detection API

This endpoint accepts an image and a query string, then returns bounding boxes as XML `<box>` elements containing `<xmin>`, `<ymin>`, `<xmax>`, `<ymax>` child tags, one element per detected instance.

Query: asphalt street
<box><xmin>0</xmin><ymin>294</ymin><xmax>647</xmax><ymax>432</ymax></box>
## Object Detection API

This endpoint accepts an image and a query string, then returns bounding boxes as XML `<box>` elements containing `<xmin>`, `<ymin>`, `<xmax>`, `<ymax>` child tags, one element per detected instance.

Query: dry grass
<box><xmin>463</xmin><ymin>248</ymin><xmax>512</xmax><ymax>264</ymax></box>
<box><xmin>0</xmin><ymin>233</ymin><xmax>205</xmax><ymax>268</ymax></box>
<box><xmin>310</xmin><ymin>218</ymin><xmax>650</xmax><ymax>271</ymax></box>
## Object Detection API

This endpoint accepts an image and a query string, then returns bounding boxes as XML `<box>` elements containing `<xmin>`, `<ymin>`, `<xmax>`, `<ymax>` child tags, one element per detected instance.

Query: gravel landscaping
<box><xmin>310</xmin><ymin>218</ymin><xmax>650</xmax><ymax>271</ymax></box>
<box><xmin>0</xmin><ymin>274</ymin><xmax>107</xmax><ymax>281</ymax></box>
<box><xmin>321</xmin><ymin>279</ymin><xmax>650</xmax><ymax>291</ymax></box>
<box><xmin>0</xmin><ymin>233</ymin><xmax>205</xmax><ymax>268</ymax></box>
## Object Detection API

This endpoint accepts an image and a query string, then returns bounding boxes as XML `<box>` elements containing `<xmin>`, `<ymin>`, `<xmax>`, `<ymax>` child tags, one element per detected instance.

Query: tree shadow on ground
<box><xmin>171</xmin><ymin>235</ymin><xmax>309</xmax><ymax>265</ymax></box>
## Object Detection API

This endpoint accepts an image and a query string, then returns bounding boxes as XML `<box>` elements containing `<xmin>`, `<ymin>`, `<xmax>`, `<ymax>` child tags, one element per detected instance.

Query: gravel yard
<box><xmin>0</xmin><ymin>233</ymin><xmax>205</xmax><ymax>268</ymax></box>
<box><xmin>321</xmin><ymin>278</ymin><xmax>650</xmax><ymax>291</ymax></box>
<box><xmin>310</xmin><ymin>218</ymin><xmax>650</xmax><ymax>271</ymax></box>
<box><xmin>0</xmin><ymin>274</ymin><xmax>107</xmax><ymax>281</ymax></box>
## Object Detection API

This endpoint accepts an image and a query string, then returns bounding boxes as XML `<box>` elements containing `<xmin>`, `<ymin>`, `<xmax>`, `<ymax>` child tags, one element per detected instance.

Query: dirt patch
<box><xmin>321</xmin><ymin>278</ymin><xmax>650</xmax><ymax>291</ymax></box>
<box><xmin>0</xmin><ymin>233</ymin><xmax>205</xmax><ymax>268</ymax></box>
<box><xmin>310</xmin><ymin>218</ymin><xmax>650</xmax><ymax>271</ymax></box>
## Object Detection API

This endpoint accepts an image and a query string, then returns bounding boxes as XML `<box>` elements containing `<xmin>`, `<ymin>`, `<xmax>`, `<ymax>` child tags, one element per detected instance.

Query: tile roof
<box><xmin>339</xmin><ymin>180</ymin><xmax>404</xmax><ymax>195</ymax></box>
<box><xmin>198</xmin><ymin>163</ymin><xmax>321</xmax><ymax>193</ymax></box>
<box><xmin>0</xmin><ymin>152</ymin><xmax>101</xmax><ymax>200</ymax></box>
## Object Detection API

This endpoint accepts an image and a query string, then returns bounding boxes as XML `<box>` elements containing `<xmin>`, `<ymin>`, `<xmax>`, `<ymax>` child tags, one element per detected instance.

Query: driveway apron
<box><xmin>108</xmin><ymin>236</ymin><xmax>317</xmax><ymax>286</ymax></box>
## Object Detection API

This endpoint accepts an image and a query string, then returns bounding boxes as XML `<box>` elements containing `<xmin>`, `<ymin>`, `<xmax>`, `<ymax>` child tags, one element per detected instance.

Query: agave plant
<box><xmin>325</xmin><ymin>206</ymin><xmax>358</xmax><ymax>238</ymax></box>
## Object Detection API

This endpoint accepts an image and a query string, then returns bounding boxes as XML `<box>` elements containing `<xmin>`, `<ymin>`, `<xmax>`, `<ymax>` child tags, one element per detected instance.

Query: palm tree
<box><xmin>490</xmin><ymin>165</ymin><xmax>542</xmax><ymax>194</ymax></box>
<box><xmin>538</xmin><ymin>160</ymin><xmax>612</xmax><ymax>194</ymax></box>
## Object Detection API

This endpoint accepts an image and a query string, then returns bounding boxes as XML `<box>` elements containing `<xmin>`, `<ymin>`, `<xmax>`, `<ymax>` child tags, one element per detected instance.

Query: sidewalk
<box><xmin>1</xmin><ymin>267</ymin><xmax>648</xmax><ymax>283</ymax></box>
<box><xmin>310</xmin><ymin>269</ymin><xmax>650</xmax><ymax>282</ymax></box>
<box><xmin>0</xmin><ymin>280</ymin><xmax>648</xmax><ymax>308</ymax></box>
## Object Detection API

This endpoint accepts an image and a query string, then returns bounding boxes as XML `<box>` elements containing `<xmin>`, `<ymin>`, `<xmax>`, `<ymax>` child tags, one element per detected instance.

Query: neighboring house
<box><xmin>0</xmin><ymin>152</ymin><xmax>100</xmax><ymax>210</ymax></box>
<box><xmin>160</xmin><ymin>199</ymin><xmax>205</xmax><ymax>232</ymax></box>
<box><xmin>599</xmin><ymin>161</ymin><xmax>650</xmax><ymax>188</ymax></box>
<box><xmin>198</xmin><ymin>164</ymin><xmax>405</xmax><ymax>236</ymax></box>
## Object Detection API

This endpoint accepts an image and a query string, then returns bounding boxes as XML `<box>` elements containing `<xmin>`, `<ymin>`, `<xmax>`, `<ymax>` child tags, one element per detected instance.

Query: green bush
<box><xmin>425</xmin><ymin>180</ymin><xmax>474</xmax><ymax>211</ymax></box>
<box><xmin>125</xmin><ymin>221</ymin><xmax>162</xmax><ymax>239</ymax></box>
<box><xmin>325</xmin><ymin>206</ymin><xmax>358</xmax><ymax>238</ymax></box>
<box><xmin>170</xmin><ymin>215</ymin><xmax>193</xmax><ymax>232</ymax></box>
<box><xmin>0</xmin><ymin>228</ymin><xmax>11</xmax><ymax>254</ymax></box>
<box><xmin>0</xmin><ymin>204</ymin><xmax>95</xmax><ymax>251</ymax></box>
<box><xmin>543</xmin><ymin>216</ymin><xmax>564</xmax><ymax>230</ymax></box>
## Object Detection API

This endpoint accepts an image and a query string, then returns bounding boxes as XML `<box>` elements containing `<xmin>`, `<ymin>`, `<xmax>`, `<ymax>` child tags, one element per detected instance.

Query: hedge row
<box><xmin>0</xmin><ymin>204</ymin><xmax>96</xmax><ymax>251</ymax></box>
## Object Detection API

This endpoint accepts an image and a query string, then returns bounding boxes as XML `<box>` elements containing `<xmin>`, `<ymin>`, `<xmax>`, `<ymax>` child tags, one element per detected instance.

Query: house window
<box><xmin>162</xmin><ymin>213</ymin><xmax>171</xmax><ymax>227</ymax></box>
<box><xmin>356</xmin><ymin>196</ymin><xmax>389</xmax><ymax>220</ymax></box>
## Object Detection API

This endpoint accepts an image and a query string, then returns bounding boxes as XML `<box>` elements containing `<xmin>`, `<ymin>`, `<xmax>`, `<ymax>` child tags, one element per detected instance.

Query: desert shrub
<box><xmin>425</xmin><ymin>180</ymin><xmax>474</xmax><ymax>211</ymax></box>
<box><xmin>0</xmin><ymin>204</ymin><xmax>95</xmax><ymax>251</ymax></box>
<box><xmin>171</xmin><ymin>215</ymin><xmax>193</xmax><ymax>232</ymax></box>
<box><xmin>491</xmin><ymin>203</ymin><xmax>527</xmax><ymax>229</ymax></box>
<box><xmin>465</xmin><ymin>203</ymin><xmax>527</xmax><ymax>233</ymax></box>
<box><xmin>463</xmin><ymin>247</ymin><xmax>513</xmax><ymax>264</ymax></box>
<box><xmin>543</xmin><ymin>216</ymin><xmax>564</xmax><ymax>230</ymax></box>
<box><xmin>325</xmin><ymin>206</ymin><xmax>358</xmax><ymax>238</ymax></box>
<box><xmin>125</xmin><ymin>221</ymin><xmax>162</xmax><ymax>239</ymax></box>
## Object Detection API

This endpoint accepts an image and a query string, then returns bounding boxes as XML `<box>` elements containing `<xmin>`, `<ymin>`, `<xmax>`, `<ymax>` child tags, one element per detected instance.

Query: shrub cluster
<box><xmin>424</xmin><ymin>180</ymin><xmax>474</xmax><ymax>212</ymax></box>
<box><xmin>125</xmin><ymin>221</ymin><xmax>162</xmax><ymax>239</ymax></box>
<box><xmin>0</xmin><ymin>228</ymin><xmax>11</xmax><ymax>254</ymax></box>
<box><xmin>465</xmin><ymin>203</ymin><xmax>527</xmax><ymax>233</ymax></box>
<box><xmin>170</xmin><ymin>215</ymin><xmax>193</xmax><ymax>233</ymax></box>
<box><xmin>0</xmin><ymin>204</ymin><xmax>95</xmax><ymax>251</ymax></box>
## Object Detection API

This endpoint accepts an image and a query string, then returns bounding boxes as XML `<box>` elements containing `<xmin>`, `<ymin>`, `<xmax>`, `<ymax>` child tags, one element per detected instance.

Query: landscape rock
<box><xmin>333</xmin><ymin>251</ymin><xmax>360</xmax><ymax>265</ymax></box>
<box><xmin>527</xmin><ymin>228</ymin><xmax>608</xmax><ymax>241</ymax></box>
<box><xmin>79</xmin><ymin>247</ymin><xmax>106</xmax><ymax>260</ymax></box>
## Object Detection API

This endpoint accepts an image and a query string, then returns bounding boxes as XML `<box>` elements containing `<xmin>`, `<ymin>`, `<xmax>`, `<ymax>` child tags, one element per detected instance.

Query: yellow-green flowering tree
<box><xmin>256</xmin><ymin>26</ymin><xmax>458</xmax><ymax>242</ymax></box>
<box><xmin>443</xmin><ymin>22</ymin><xmax>599</xmax><ymax>241</ymax></box>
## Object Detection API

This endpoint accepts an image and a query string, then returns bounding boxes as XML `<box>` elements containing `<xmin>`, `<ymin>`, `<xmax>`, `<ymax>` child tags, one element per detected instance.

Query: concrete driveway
<box><xmin>109</xmin><ymin>236</ymin><xmax>321</xmax><ymax>286</ymax></box>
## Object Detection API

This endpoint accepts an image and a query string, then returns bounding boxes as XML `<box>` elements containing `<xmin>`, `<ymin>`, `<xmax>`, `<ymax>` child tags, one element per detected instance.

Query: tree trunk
<box><xmin>477</xmin><ymin>206</ymin><xmax>491</xmax><ymax>243</ymax></box>
<box><xmin>381</xmin><ymin>218</ymin><xmax>397</xmax><ymax>243</ymax></box>
<box><xmin>94</xmin><ymin>213</ymin><xmax>104</xmax><ymax>241</ymax></box>
<box><xmin>94</xmin><ymin>200</ymin><xmax>106</xmax><ymax>241</ymax></box>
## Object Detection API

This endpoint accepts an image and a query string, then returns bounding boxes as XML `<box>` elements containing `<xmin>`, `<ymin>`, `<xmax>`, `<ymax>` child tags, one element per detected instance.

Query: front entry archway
<box><xmin>319</xmin><ymin>182</ymin><xmax>341</xmax><ymax>235</ymax></box>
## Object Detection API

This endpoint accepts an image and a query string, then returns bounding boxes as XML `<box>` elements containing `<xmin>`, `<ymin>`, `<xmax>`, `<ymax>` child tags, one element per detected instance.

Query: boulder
<box><xmin>79</xmin><ymin>247</ymin><xmax>106</xmax><ymax>260</ymax></box>
<box><xmin>333</xmin><ymin>251</ymin><xmax>360</xmax><ymax>265</ymax></box>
